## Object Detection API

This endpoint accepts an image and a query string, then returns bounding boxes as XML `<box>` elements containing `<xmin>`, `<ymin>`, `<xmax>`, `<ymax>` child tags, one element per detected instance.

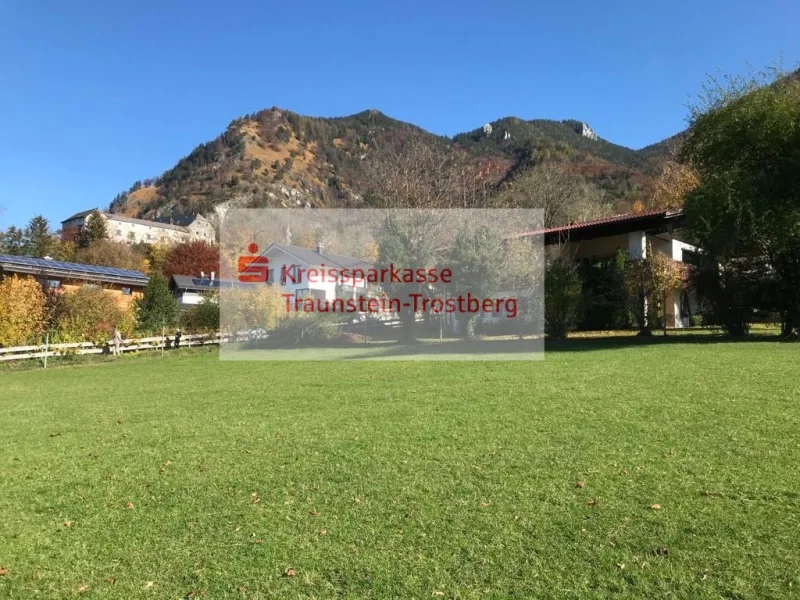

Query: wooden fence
<box><xmin>0</xmin><ymin>333</ymin><xmax>223</xmax><ymax>365</ymax></box>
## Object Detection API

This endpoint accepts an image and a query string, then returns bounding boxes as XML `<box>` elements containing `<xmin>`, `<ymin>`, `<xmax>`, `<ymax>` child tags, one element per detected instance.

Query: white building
<box><xmin>259</xmin><ymin>242</ymin><xmax>371</xmax><ymax>302</ymax></box>
<box><xmin>61</xmin><ymin>209</ymin><xmax>216</xmax><ymax>245</ymax></box>
<box><xmin>169</xmin><ymin>243</ymin><xmax>372</xmax><ymax>311</ymax></box>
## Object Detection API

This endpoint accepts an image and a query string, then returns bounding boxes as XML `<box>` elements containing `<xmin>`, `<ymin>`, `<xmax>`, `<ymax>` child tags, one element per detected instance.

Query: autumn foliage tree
<box><xmin>623</xmin><ymin>243</ymin><xmax>682</xmax><ymax>335</ymax></box>
<box><xmin>0</xmin><ymin>276</ymin><xmax>47</xmax><ymax>346</ymax></box>
<box><xmin>75</xmin><ymin>240</ymin><xmax>147</xmax><ymax>271</ymax></box>
<box><xmin>650</xmin><ymin>157</ymin><xmax>700</xmax><ymax>211</ymax></box>
<box><xmin>163</xmin><ymin>241</ymin><xmax>220</xmax><ymax>280</ymax></box>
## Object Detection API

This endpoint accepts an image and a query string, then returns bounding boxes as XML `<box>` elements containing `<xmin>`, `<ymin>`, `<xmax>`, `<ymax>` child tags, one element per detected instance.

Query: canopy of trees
<box><xmin>682</xmin><ymin>69</ymin><xmax>800</xmax><ymax>337</ymax></box>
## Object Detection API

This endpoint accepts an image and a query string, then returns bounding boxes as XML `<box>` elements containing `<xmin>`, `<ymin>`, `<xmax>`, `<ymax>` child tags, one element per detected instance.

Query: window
<box><xmin>121</xmin><ymin>287</ymin><xmax>132</xmax><ymax>296</ymax></box>
<box><xmin>295</xmin><ymin>288</ymin><xmax>310</xmax><ymax>298</ymax></box>
<box><xmin>47</xmin><ymin>280</ymin><xmax>61</xmax><ymax>289</ymax></box>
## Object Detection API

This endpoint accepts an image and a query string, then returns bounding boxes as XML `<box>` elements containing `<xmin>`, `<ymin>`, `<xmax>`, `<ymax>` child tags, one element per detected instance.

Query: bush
<box><xmin>544</xmin><ymin>259</ymin><xmax>582</xmax><ymax>339</ymax></box>
<box><xmin>0</xmin><ymin>276</ymin><xmax>47</xmax><ymax>346</ymax></box>
<box><xmin>181</xmin><ymin>296</ymin><xmax>220</xmax><ymax>332</ymax></box>
<box><xmin>222</xmin><ymin>286</ymin><xmax>285</xmax><ymax>335</ymax></box>
<box><xmin>55</xmin><ymin>285</ymin><xmax>128</xmax><ymax>344</ymax></box>
<box><xmin>268</xmin><ymin>311</ymin><xmax>342</xmax><ymax>346</ymax></box>
<box><xmin>690</xmin><ymin>255</ymin><xmax>765</xmax><ymax>336</ymax></box>
<box><xmin>578</xmin><ymin>251</ymin><xmax>630</xmax><ymax>330</ymax></box>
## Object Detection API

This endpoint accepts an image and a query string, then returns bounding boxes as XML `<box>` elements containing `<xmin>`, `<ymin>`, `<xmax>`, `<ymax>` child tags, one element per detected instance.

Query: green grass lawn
<box><xmin>1</xmin><ymin>340</ymin><xmax>799</xmax><ymax>599</ymax></box>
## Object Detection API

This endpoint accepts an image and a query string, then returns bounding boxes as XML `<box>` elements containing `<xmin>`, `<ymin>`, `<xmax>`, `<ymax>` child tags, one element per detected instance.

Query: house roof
<box><xmin>61</xmin><ymin>208</ymin><xmax>99</xmax><ymax>223</ymax></box>
<box><xmin>511</xmin><ymin>209</ymin><xmax>686</xmax><ymax>245</ymax></box>
<box><xmin>165</xmin><ymin>214</ymin><xmax>209</xmax><ymax>227</ymax></box>
<box><xmin>61</xmin><ymin>208</ymin><xmax>201</xmax><ymax>233</ymax></box>
<box><xmin>104</xmin><ymin>213</ymin><xmax>190</xmax><ymax>233</ymax></box>
<box><xmin>265</xmin><ymin>243</ymin><xmax>372</xmax><ymax>269</ymax></box>
<box><xmin>171</xmin><ymin>274</ymin><xmax>243</xmax><ymax>291</ymax></box>
<box><xmin>0</xmin><ymin>254</ymin><xmax>148</xmax><ymax>286</ymax></box>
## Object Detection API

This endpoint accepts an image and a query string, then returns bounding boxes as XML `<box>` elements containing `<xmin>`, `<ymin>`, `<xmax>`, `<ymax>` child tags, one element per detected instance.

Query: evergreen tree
<box><xmin>135</xmin><ymin>274</ymin><xmax>178</xmax><ymax>332</ymax></box>
<box><xmin>24</xmin><ymin>215</ymin><xmax>59</xmax><ymax>258</ymax></box>
<box><xmin>1</xmin><ymin>226</ymin><xmax>26</xmax><ymax>255</ymax></box>
<box><xmin>78</xmin><ymin>211</ymin><xmax>108</xmax><ymax>248</ymax></box>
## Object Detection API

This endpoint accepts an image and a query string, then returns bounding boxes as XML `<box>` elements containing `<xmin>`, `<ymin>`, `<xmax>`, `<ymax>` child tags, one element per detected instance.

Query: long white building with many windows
<box><xmin>61</xmin><ymin>209</ymin><xmax>216</xmax><ymax>245</ymax></box>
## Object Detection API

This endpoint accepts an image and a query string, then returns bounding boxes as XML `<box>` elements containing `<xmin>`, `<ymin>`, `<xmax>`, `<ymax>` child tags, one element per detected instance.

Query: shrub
<box><xmin>181</xmin><ymin>296</ymin><xmax>220</xmax><ymax>332</ymax></box>
<box><xmin>55</xmin><ymin>285</ymin><xmax>126</xmax><ymax>344</ymax></box>
<box><xmin>0</xmin><ymin>276</ymin><xmax>47</xmax><ymax>346</ymax></box>
<box><xmin>689</xmin><ymin>255</ymin><xmax>765</xmax><ymax>336</ymax></box>
<box><xmin>578</xmin><ymin>251</ymin><xmax>630</xmax><ymax>330</ymax></box>
<box><xmin>544</xmin><ymin>259</ymin><xmax>582</xmax><ymax>339</ymax></box>
<box><xmin>222</xmin><ymin>286</ymin><xmax>285</xmax><ymax>335</ymax></box>
<box><xmin>268</xmin><ymin>311</ymin><xmax>342</xmax><ymax>345</ymax></box>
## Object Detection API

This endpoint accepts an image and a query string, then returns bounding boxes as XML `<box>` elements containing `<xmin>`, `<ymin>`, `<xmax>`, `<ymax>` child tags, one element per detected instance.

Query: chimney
<box><xmin>316</xmin><ymin>240</ymin><xmax>324</xmax><ymax>254</ymax></box>
<box><xmin>210</xmin><ymin>271</ymin><xmax>215</xmax><ymax>282</ymax></box>
<box><xmin>200</xmin><ymin>270</ymin><xmax>205</xmax><ymax>279</ymax></box>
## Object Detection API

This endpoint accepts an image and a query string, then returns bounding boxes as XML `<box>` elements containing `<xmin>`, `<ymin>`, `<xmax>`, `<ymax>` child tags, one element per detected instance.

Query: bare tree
<box><xmin>493</xmin><ymin>163</ymin><xmax>610</xmax><ymax>228</ymax></box>
<box><xmin>364</xmin><ymin>136</ymin><xmax>492</xmax><ymax>209</ymax></box>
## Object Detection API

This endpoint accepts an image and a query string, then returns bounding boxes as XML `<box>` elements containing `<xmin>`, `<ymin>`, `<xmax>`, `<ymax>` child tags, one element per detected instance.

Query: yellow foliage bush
<box><xmin>222</xmin><ymin>286</ymin><xmax>286</xmax><ymax>334</ymax></box>
<box><xmin>0</xmin><ymin>276</ymin><xmax>47</xmax><ymax>347</ymax></box>
<box><xmin>55</xmin><ymin>285</ymin><xmax>126</xmax><ymax>344</ymax></box>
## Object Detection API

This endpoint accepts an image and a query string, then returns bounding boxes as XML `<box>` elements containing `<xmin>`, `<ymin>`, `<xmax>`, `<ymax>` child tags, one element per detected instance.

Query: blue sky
<box><xmin>1</xmin><ymin>0</ymin><xmax>798</xmax><ymax>229</ymax></box>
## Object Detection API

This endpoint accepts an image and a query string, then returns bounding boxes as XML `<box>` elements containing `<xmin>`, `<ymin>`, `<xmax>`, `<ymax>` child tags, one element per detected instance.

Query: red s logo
<box><xmin>238</xmin><ymin>244</ymin><xmax>270</xmax><ymax>283</ymax></box>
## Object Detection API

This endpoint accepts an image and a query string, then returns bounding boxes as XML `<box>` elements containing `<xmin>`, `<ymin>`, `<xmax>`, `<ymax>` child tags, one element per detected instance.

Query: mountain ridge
<box><xmin>108</xmin><ymin>107</ymin><xmax>680</xmax><ymax>221</ymax></box>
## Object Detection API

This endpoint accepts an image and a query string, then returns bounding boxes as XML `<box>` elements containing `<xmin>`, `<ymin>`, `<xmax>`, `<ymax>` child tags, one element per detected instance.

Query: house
<box><xmin>537</xmin><ymin>209</ymin><xmax>698</xmax><ymax>327</ymax></box>
<box><xmin>170</xmin><ymin>273</ymin><xmax>241</xmax><ymax>309</ymax></box>
<box><xmin>0</xmin><ymin>254</ymin><xmax>148</xmax><ymax>308</ymax></box>
<box><xmin>61</xmin><ymin>210</ymin><xmax>216</xmax><ymax>245</ymax></box>
<box><xmin>256</xmin><ymin>242</ymin><xmax>372</xmax><ymax>302</ymax></box>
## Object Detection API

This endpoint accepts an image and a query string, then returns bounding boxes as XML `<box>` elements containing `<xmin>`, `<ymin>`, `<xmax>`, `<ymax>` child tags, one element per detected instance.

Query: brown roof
<box><xmin>510</xmin><ymin>209</ymin><xmax>685</xmax><ymax>244</ymax></box>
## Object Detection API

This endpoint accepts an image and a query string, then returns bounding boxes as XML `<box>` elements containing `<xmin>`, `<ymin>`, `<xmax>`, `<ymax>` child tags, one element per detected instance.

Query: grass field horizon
<box><xmin>2</xmin><ymin>340</ymin><xmax>799</xmax><ymax>598</ymax></box>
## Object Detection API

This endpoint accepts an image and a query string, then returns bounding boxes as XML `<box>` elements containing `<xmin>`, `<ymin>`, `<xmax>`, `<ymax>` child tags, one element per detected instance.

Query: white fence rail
<box><xmin>0</xmin><ymin>333</ymin><xmax>223</xmax><ymax>364</ymax></box>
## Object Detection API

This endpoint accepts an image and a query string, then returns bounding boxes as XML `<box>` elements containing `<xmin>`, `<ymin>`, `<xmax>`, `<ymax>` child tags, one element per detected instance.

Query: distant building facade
<box><xmin>61</xmin><ymin>210</ymin><xmax>216</xmax><ymax>245</ymax></box>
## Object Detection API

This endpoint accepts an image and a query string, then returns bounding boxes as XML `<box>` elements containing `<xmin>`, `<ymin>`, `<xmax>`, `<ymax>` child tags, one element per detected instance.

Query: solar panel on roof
<box><xmin>0</xmin><ymin>253</ymin><xmax>147</xmax><ymax>281</ymax></box>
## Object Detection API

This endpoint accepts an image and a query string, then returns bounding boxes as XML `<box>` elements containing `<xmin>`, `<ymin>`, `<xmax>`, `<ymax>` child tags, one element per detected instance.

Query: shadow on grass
<box><xmin>543</xmin><ymin>332</ymin><xmax>785</xmax><ymax>353</ymax></box>
<box><xmin>227</xmin><ymin>330</ymin><xmax>788</xmax><ymax>361</ymax></box>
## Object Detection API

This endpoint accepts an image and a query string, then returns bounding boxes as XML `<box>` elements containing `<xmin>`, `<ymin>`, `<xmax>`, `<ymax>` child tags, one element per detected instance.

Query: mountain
<box><xmin>108</xmin><ymin>107</ymin><xmax>678</xmax><ymax>221</ymax></box>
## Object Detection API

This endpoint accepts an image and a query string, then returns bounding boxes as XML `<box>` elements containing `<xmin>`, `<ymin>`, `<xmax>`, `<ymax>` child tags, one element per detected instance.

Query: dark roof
<box><xmin>160</xmin><ymin>214</ymin><xmax>208</xmax><ymax>227</ymax></box>
<box><xmin>61</xmin><ymin>208</ymin><xmax>99</xmax><ymax>223</ymax></box>
<box><xmin>511</xmin><ymin>209</ymin><xmax>686</xmax><ymax>245</ymax></box>
<box><xmin>171</xmin><ymin>274</ymin><xmax>243</xmax><ymax>291</ymax></box>
<box><xmin>61</xmin><ymin>209</ymin><xmax>200</xmax><ymax>233</ymax></box>
<box><xmin>266</xmin><ymin>243</ymin><xmax>372</xmax><ymax>269</ymax></box>
<box><xmin>0</xmin><ymin>254</ymin><xmax>148</xmax><ymax>286</ymax></box>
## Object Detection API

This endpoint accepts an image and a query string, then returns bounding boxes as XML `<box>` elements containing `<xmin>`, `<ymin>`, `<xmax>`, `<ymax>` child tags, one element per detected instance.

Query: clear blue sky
<box><xmin>1</xmin><ymin>0</ymin><xmax>798</xmax><ymax>229</ymax></box>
